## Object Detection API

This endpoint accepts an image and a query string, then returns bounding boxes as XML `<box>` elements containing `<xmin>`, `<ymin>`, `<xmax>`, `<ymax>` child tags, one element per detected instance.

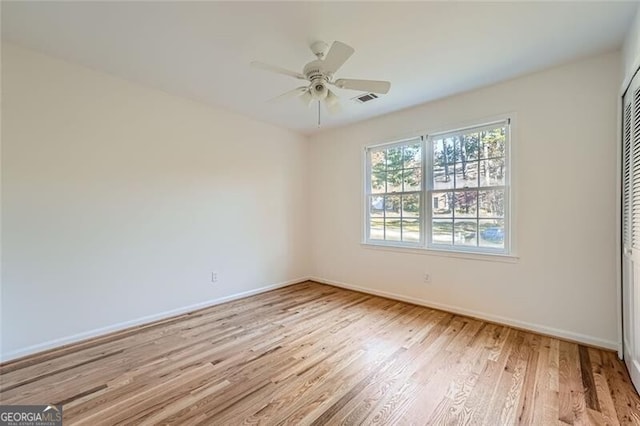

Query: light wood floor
<box><xmin>1</xmin><ymin>281</ymin><xmax>639</xmax><ymax>425</ymax></box>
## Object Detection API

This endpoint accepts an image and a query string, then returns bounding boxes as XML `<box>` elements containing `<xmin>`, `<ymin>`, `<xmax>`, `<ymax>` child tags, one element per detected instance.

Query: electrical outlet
<box><xmin>211</xmin><ymin>272</ymin><xmax>218</xmax><ymax>283</ymax></box>
<box><xmin>424</xmin><ymin>273</ymin><xmax>432</xmax><ymax>284</ymax></box>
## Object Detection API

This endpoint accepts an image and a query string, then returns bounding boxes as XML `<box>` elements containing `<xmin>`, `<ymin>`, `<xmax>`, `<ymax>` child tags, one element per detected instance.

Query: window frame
<box><xmin>363</xmin><ymin>118</ymin><xmax>513</xmax><ymax>256</ymax></box>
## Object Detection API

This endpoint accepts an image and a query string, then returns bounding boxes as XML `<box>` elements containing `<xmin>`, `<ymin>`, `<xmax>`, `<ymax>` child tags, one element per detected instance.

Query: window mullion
<box><xmin>452</xmin><ymin>146</ymin><xmax>456</xmax><ymax>245</ymax></box>
<box><xmin>423</xmin><ymin>136</ymin><xmax>430</xmax><ymax>247</ymax></box>
<box><xmin>365</xmin><ymin>149</ymin><xmax>371</xmax><ymax>242</ymax></box>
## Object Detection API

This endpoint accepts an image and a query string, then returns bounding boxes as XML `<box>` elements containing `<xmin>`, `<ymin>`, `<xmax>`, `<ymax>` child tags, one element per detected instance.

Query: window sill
<box><xmin>360</xmin><ymin>242</ymin><xmax>519</xmax><ymax>263</ymax></box>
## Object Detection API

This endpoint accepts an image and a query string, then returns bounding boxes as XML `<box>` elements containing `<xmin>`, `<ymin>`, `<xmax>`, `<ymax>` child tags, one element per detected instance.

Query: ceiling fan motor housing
<box><xmin>304</xmin><ymin>60</ymin><xmax>329</xmax><ymax>100</ymax></box>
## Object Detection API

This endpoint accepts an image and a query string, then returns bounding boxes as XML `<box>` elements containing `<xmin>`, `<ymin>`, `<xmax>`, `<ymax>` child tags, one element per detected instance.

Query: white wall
<box><xmin>1</xmin><ymin>43</ymin><xmax>309</xmax><ymax>360</ymax></box>
<box><xmin>623</xmin><ymin>5</ymin><xmax>640</xmax><ymax>83</ymax></box>
<box><xmin>1</xmin><ymin>42</ymin><xmax>625</xmax><ymax>360</ymax></box>
<box><xmin>309</xmin><ymin>51</ymin><xmax>621</xmax><ymax>349</ymax></box>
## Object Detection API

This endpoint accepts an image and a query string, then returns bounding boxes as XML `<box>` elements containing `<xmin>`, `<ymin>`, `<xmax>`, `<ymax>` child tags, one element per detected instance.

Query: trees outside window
<box><xmin>365</xmin><ymin>119</ymin><xmax>510</xmax><ymax>254</ymax></box>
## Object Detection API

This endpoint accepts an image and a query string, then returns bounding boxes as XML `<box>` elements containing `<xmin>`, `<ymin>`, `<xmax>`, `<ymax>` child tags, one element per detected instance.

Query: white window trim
<box><xmin>362</xmin><ymin>114</ymin><xmax>516</xmax><ymax>260</ymax></box>
<box><xmin>360</xmin><ymin>241</ymin><xmax>519</xmax><ymax>263</ymax></box>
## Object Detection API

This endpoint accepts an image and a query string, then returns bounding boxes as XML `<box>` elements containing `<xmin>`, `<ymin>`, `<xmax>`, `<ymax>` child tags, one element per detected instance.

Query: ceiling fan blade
<box><xmin>324</xmin><ymin>89</ymin><xmax>341</xmax><ymax>114</ymax></box>
<box><xmin>300</xmin><ymin>89</ymin><xmax>313</xmax><ymax>107</ymax></box>
<box><xmin>250</xmin><ymin>61</ymin><xmax>306</xmax><ymax>80</ymax></box>
<box><xmin>322</xmin><ymin>41</ymin><xmax>354</xmax><ymax>75</ymax></box>
<box><xmin>333</xmin><ymin>78</ymin><xmax>390</xmax><ymax>94</ymax></box>
<box><xmin>268</xmin><ymin>86</ymin><xmax>309</xmax><ymax>103</ymax></box>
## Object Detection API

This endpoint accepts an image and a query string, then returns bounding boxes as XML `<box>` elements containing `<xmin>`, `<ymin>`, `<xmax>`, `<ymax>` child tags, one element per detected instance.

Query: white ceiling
<box><xmin>1</xmin><ymin>1</ymin><xmax>637</xmax><ymax>134</ymax></box>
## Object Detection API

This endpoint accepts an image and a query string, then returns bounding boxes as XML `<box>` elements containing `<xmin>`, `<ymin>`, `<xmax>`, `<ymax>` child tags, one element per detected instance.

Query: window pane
<box><xmin>402</xmin><ymin>194</ymin><xmax>420</xmax><ymax>218</ymax></box>
<box><xmin>386</xmin><ymin>147</ymin><xmax>403</xmax><ymax>170</ymax></box>
<box><xmin>479</xmin><ymin>190</ymin><xmax>505</xmax><ymax>218</ymax></box>
<box><xmin>432</xmin><ymin>192</ymin><xmax>453</xmax><ymax>218</ymax></box>
<box><xmin>452</xmin><ymin>136</ymin><xmax>462</xmax><ymax>162</ymax></box>
<box><xmin>479</xmin><ymin>158</ymin><xmax>505</xmax><ymax>187</ymax></box>
<box><xmin>460</xmin><ymin>133</ymin><xmax>480</xmax><ymax>162</ymax></box>
<box><xmin>455</xmin><ymin>161</ymin><xmax>478</xmax><ymax>189</ymax></box>
<box><xmin>480</xmin><ymin>127</ymin><xmax>506</xmax><ymax>159</ymax></box>
<box><xmin>454</xmin><ymin>191</ymin><xmax>478</xmax><ymax>218</ymax></box>
<box><xmin>403</xmin><ymin>168</ymin><xmax>421</xmax><ymax>192</ymax></box>
<box><xmin>387</xmin><ymin>171</ymin><xmax>402</xmax><ymax>193</ymax></box>
<box><xmin>433</xmin><ymin>163</ymin><xmax>454</xmax><ymax>190</ymax></box>
<box><xmin>454</xmin><ymin>134</ymin><xmax>479</xmax><ymax>163</ymax></box>
<box><xmin>370</xmin><ymin>218</ymin><xmax>384</xmax><ymax>240</ymax></box>
<box><xmin>370</xmin><ymin>150</ymin><xmax>387</xmax><ymax>193</ymax></box>
<box><xmin>371</xmin><ymin>171</ymin><xmax>386</xmax><ymax>194</ymax></box>
<box><xmin>479</xmin><ymin>219</ymin><xmax>505</xmax><ymax>248</ymax></box>
<box><xmin>370</xmin><ymin>196</ymin><xmax>385</xmax><ymax>218</ymax></box>
<box><xmin>385</xmin><ymin>195</ymin><xmax>401</xmax><ymax>218</ymax></box>
<box><xmin>454</xmin><ymin>220</ymin><xmax>477</xmax><ymax>246</ymax></box>
<box><xmin>434</xmin><ymin>137</ymin><xmax>455</xmax><ymax>163</ymax></box>
<box><xmin>433</xmin><ymin>139</ymin><xmax>444</xmax><ymax>164</ymax></box>
<box><xmin>385</xmin><ymin>218</ymin><xmax>401</xmax><ymax>241</ymax></box>
<box><xmin>432</xmin><ymin>219</ymin><xmax>453</xmax><ymax>245</ymax></box>
<box><xmin>443</xmin><ymin>137</ymin><xmax>456</xmax><ymax>163</ymax></box>
<box><xmin>402</xmin><ymin>219</ymin><xmax>420</xmax><ymax>242</ymax></box>
<box><xmin>403</xmin><ymin>144</ymin><xmax>422</xmax><ymax>168</ymax></box>
<box><xmin>371</xmin><ymin>150</ymin><xmax>386</xmax><ymax>170</ymax></box>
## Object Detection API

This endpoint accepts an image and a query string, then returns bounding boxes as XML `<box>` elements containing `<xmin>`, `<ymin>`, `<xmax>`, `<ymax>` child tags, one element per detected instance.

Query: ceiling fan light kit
<box><xmin>251</xmin><ymin>40</ymin><xmax>391</xmax><ymax>125</ymax></box>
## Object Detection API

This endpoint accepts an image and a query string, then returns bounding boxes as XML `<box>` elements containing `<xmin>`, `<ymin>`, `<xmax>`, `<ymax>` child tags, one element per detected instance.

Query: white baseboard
<box><xmin>2</xmin><ymin>275</ymin><xmax>620</xmax><ymax>363</ymax></box>
<box><xmin>0</xmin><ymin>277</ymin><xmax>308</xmax><ymax>363</ymax></box>
<box><xmin>310</xmin><ymin>276</ymin><xmax>620</xmax><ymax>351</ymax></box>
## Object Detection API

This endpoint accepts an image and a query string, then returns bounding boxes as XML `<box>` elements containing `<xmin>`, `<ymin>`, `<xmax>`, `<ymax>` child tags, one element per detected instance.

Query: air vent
<box><xmin>353</xmin><ymin>93</ymin><xmax>379</xmax><ymax>103</ymax></box>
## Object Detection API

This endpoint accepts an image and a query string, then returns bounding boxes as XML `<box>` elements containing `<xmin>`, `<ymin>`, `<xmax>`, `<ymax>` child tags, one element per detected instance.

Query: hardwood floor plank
<box><xmin>559</xmin><ymin>340</ymin><xmax>577</xmax><ymax>424</ymax></box>
<box><xmin>0</xmin><ymin>281</ymin><xmax>637</xmax><ymax>425</ymax></box>
<box><xmin>543</xmin><ymin>338</ymin><xmax>562</xmax><ymax>425</ymax></box>
<box><xmin>529</xmin><ymin>335</ymin><xmax>551</xmax><ymax>424</ymax></box>
<box><xmin>587</xmin><ymin>348</ymin><xmax>620</xmax><ymax>426</ymax></box>
<box><xmin>602</xmin><ymin>351</ymin><xmax>640</xmax><ymax>424</ymax></box>
<box><xmin>515</xmin><ymin>333</ymin><xmax>542</xmax><ymax>425</ymax></box>
<box><xmin>579</xmin><ymin>345</ymin><xmax>601</xmax><ymax>412</ymax></box>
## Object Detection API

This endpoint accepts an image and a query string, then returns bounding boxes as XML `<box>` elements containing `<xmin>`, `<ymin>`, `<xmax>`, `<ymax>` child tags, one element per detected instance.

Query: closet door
<box><xmin>622</xmin><ymin>72</ymin><xmax>640</xmax><ymax>392</ymax></box>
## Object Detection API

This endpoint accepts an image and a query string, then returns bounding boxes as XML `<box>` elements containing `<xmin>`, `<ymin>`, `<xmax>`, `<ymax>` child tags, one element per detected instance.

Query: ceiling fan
<box><xmin>251</xmin><ymin>40</ymin><xmax>391</xmax><ymax>117</ymax></box>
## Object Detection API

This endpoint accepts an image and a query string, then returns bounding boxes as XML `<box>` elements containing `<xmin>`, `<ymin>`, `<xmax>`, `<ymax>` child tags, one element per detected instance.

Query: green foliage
<box><xmin>371</xmin><ymin>144</ymin><xmax>421</xmax><ymax>195</ymax></box>
<box><xmin>482</xmin><ymin>127</ymin><xmax>506</xmax><ymax>159</ymax></box>
<box><xmin>403</xmin><ymin>194</ymin><xmax>420</xmax><ymax>213</ymax></box>
<box><xmin>458</xmin><ymin>133</ymin><xmax>478</xmax><ymax>179</ymax></box>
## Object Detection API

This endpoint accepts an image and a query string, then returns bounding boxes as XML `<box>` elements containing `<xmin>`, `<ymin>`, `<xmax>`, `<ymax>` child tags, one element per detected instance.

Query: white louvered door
<box><xmin>622</xmin><ymin>72</ymin><xmax>640</xmax><ymax>392</ymax></box>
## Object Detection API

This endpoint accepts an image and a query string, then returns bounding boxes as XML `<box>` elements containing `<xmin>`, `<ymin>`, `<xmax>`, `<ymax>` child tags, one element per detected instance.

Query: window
<box><xmin>367</xmin><ymin>138</ymin><xmax>423</xmax><ymax>244</ymax></box>
<box><xmin>365</xmin><ymin>119</ymin><xmax>511</xmax><ymax>255</ymax></box>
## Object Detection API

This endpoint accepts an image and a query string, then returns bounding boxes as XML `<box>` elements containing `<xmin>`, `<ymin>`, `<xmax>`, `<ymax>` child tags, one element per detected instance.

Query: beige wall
<box><xmin>309</xmin><ymin>51</ymin><xmax>621</xmax><ymax>349</ymax></box>
<box><xmin>1</xmin><ymin>43</ymin><xmax>309</xmax><ymax>360</ymax></box>
<box><xmin>1</xmin><ymin>43</ymin><xmax>624</xmax><ymax>360</ymax></box>
<box><xmin>623</xmin><ymin>6</ymin><xmax>640</xmax><ymax>83</ymax></box>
